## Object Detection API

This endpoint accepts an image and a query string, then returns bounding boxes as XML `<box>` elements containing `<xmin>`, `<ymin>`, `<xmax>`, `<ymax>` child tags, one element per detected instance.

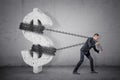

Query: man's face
<box><xmin>93</xmin><ymin>35</ymin><xmax>99</xmax><ymax>41</ymax></box>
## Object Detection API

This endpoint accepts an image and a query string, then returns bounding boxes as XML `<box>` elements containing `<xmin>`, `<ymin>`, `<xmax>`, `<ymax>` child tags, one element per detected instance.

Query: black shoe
<box><xmin>91</xmin><ymin>71</ymin><xmax>98</xmax><ymax>73</ymax></box>
<box><xmin>73</xmin><ymin>71</ymin><xmax>80</xmax><ymax>75</ymax></box>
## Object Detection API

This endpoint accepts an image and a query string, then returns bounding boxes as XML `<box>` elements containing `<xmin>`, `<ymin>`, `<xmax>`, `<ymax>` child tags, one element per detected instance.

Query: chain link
<box><xmin>56</xmin><ymin>43</ymin><xmax>84</xmax><ymax>51</ymax></box>
<box><xmin>45</xmin><ymin>28</ymin><xmax>89</xmax><ymax>38</ymax></box>
<box><xmin>44</xmin><ymin>28</ymin><xmax>87</xmax><ymax>50</ymax></box>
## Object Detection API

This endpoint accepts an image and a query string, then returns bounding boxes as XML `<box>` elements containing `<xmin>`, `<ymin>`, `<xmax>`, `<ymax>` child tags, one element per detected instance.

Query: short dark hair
<box><xmin>93</xmin><ymin>33</ymin><xmax>99</xmax><ymax>36</ymax></box>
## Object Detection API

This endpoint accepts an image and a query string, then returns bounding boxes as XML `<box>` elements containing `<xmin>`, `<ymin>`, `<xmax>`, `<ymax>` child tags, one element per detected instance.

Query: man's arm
<box><xmin>93</xmin><ymin>46</ymin><xmax>99</xmax><ymax>53</ymax></box>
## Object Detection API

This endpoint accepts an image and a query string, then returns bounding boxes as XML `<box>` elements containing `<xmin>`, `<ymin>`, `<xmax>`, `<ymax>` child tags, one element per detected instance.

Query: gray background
<box><xmin>0</xmin><ymin>0</ymin><xmax>120</xmax><ymax>66</ymax></box>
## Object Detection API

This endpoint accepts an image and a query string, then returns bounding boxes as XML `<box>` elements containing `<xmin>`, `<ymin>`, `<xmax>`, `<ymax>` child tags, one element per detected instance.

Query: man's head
<box><xmin>93</xmin><ymin>33</ymin><xmax>100</xmax><ymax>41</ymax></box>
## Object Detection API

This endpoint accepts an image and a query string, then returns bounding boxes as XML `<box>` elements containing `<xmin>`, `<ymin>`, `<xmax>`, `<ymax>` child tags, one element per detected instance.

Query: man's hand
<box><xmin>95</xmin><ymin>42</ymin><xmax>100</xmax><ymax>46</ymax></box>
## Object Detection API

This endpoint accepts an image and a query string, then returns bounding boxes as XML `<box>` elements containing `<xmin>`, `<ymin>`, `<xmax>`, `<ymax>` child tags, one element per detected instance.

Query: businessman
<box><xmin>73</xmin><ymin>33</ymin><xmax>101</xmax><ymax>75</ymax></box>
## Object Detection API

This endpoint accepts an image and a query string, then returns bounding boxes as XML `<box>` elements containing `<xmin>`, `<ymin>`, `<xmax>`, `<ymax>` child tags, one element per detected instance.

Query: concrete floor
<box><xmin>0</xmin><ymin>66</ymin><xmax>120</xmax><ymax>80</ymax></box>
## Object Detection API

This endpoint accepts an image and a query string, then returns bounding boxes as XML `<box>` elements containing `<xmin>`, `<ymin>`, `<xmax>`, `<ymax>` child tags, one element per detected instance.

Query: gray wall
<box><xmin>0</xmin><ymin>0</ymin><xmax>120</xmax><ymax>66</ymax></box>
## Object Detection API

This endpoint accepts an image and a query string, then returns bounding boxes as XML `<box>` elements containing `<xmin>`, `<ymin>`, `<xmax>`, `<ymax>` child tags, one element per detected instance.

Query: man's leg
<box><xmin>85</xmin><ymin>52</ymin><xmax>98</xmax><ymax>73</ymax></box>
<box><xmin>73</xmin><ymin>50</ymin><xmax>84</xmax><ymax>74</ymax></box>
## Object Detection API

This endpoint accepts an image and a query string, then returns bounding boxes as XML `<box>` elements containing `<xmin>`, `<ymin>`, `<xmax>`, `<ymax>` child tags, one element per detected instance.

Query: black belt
<box><xmin>30</xmin><ymin>44</ymin><xmax>56</xmax><ymax>58</ymax></box>
<box><xmin>19</xmin><ymin>20</ymin><xmax>45</xmax><ymax>34</ymax></box>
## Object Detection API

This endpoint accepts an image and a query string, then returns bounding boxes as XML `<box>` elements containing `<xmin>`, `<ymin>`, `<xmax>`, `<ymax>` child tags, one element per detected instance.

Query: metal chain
<box><xmin>45</xmin><ymin>28</ymin><xmax>89</xmax><ymax>38</ymax></box>
<box><xmin>56</xmin><ymin>43</ymin><xmax>84</xmax><ymax>51</ymax></box>
<box><xmin>44</xmin><ymin>28</ymin><xmax>87</xmax><ymax>50</ymax></box>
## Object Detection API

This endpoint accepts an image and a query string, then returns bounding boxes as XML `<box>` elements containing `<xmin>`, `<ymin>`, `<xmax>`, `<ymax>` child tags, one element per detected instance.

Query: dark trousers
<box><xmin>73</xmin><ymin>50</ymin><xmax>95</xmax><ymax>72</ymax></box>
